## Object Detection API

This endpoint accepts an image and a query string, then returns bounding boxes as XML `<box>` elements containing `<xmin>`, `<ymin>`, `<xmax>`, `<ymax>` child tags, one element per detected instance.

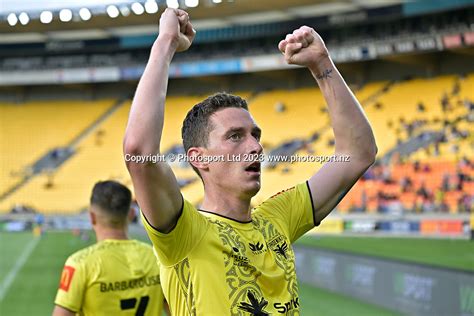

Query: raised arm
<box><xmin>279</xmin><ymin>26</ymin><xmax>377</xmax><ymax>224</ymax></box>
<box><xmin>123</xmin><ymin>9</ymin><xmax>195</xmax><ymax>233</ymax></box>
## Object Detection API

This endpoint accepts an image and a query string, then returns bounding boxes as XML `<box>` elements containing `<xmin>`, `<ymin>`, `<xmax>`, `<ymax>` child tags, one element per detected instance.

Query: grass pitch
<box><xmin>1</xmin><ymin>231</ymin><xmax>471</xmax><ymax>315</ymax></box>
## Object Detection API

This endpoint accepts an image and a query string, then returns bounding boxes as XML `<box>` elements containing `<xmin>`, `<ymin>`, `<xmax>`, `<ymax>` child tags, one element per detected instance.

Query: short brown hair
<box><xmin>90</xmin><ymin>180</ymin><xmax>131</xmax><ymax>220</ymax></box>
<box><xmin>181</xmin><ymin>92</ymin><xmax>248</xmax><ymax>176</ymax></box>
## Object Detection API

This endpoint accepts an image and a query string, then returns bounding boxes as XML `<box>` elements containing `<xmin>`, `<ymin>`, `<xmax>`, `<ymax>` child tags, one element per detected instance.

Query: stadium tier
<box><xmin>0</xmin><ymin>74</ymin><xmax>473</xmax><ymax>213</ymax></box>
<box><xmin>0</xmin><ymin>100</ymin><xmax>113</xmax><ymax>193</ymax></box>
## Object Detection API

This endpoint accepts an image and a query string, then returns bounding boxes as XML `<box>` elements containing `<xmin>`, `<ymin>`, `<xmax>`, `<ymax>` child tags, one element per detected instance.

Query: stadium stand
<box><xmin>0</xmin><ymin>100</ymin><xmax>113</xmax><ymax>193</ymax></box>
<box><xmin>1</xmin><ymin>74</ymin><xmax>471</xmax><ymax>214</ymax></box>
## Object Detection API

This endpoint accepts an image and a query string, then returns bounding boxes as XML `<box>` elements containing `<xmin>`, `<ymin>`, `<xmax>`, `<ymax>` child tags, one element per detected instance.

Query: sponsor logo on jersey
<box><xmin>274</xmin><ymin>297</ymin><xmax>300</xmax><ymax>313</ymax></box>
<box><xmin>231</xmin><ymin>246</ymin><xmax>250</xmax><ymax>267</ymax></box>
<box><xmin>59</xmin><ymin>266</ymin><xmax>75</xmax><ymax>292</ymax></box>
<box><xmin>238</xmin><ymin>290</ymin><xmax>270</xmax><ymax>316</ymax></box>
<box><xmin>249</xmin><ymin>241</ymin><xmax>266</xmax><ymax>254</ymax></box>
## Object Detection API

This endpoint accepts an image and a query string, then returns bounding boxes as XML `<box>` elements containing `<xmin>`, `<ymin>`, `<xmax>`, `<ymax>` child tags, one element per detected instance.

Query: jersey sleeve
<box><xmin>258</xmin><ymin>182</ymin><xmax>316</xmax><ymax>243</ymax></box>
<box><xmin>54</xmin><ymin>256</ymin><xmax>86</xmax><ymax>313</ymax></box>
<box><xmin>141</xmin><ymin>198</ymin><xmax>209</xmax><ymax>267</ymax></box>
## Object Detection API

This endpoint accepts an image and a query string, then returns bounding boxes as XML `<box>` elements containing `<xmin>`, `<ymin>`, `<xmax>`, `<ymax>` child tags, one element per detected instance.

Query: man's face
<box><xmin>202</xmin><ymin>107</ymin><xmax>263</xmax><ymax>199</ymax></box>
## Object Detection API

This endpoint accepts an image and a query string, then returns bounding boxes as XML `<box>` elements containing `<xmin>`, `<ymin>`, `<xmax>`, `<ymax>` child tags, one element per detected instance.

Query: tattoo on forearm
<box><xmin>316</xmin><ymin>69</ymin><xmax>333</xmax><ymax>80</ymax></box>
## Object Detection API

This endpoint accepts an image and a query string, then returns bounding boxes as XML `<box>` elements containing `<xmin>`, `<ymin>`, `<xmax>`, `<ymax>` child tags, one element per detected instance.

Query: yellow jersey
<box><xmin>55</xmin><ymin>239</ymin><xmax>165</xmax><ymax>316</ymax></box>
<box><xmin>142</xmin><ymin>182</ymin><xmax>315</xmax><ymax>315</ymax></box>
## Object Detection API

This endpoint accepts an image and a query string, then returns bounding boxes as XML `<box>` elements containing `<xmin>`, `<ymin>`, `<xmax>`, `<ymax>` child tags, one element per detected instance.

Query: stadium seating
<box><xmin>0</xmin><ymin>96</ymin><xmax>203</xmax><ymax>213</ymax></box>
<box><xmin>0</xmin><ymin>74</ymin><xmax>472</xmax><ymax>213</ymax></box>
<box><xmin>0</xmin><ymin>100</ymin><xmax>113</xmax><ymax>194</ymax></box>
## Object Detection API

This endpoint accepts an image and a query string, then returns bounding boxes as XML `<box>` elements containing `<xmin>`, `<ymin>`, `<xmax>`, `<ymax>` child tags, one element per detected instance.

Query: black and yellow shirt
<box><xmin>143</xmin><ymin>182</ymin><xmax>315</xmax><ymax>315</ymax></box>
<box><xmin>55</xmin><ymin>239</ymin><xmax>165</xmax><ymax>316</ymax></box>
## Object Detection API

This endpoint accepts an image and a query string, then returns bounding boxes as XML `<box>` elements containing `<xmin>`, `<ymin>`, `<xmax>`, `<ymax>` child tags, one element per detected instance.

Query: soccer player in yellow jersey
<box><xmin>53</xmin><ymin>181</ymin><xmax>166</xmax><ymax>316</ymax></box>
<box><xmin>124</xmin><ymin>8</ymin><xmax>377</xmax><ymax>315</ymax></box>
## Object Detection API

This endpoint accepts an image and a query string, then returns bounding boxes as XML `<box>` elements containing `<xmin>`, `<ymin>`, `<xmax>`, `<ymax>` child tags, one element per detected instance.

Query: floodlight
<box><xmin>79</xmin><ymin>8</ymin><xmax>92</xmax><ymax>21</ymax></box>
<box><xmin>7</xmin><ymin>13</ymin><xmax>18</xmax><ymax>26</ymax></box>
<box><xmin>145</xmin><ymin>1</ymin><xmax>159</xmax><ymax>14</ymax></box>
<box><xmin>107</xmin><ymin>5</ymin><xmax>120</xmax><ymax>18</ymax></box>
<box><xmin>40</xmin><ymin>11</ymin><xmax>53</xmax><ymax>24</ymax></box>
<box><xmin>59</xmin><ymin>9</ymin><xmax>73</xmax><ymax>22</ymax></box>
<box><xmin>131</xmin><ymin>2</ymin><xmax>145</xmax><ymax>15</ymax></box>
<box><xmin>18</xmin><ymin>12</ymin><xmax>29</xmax><ymax>25</ymax></box>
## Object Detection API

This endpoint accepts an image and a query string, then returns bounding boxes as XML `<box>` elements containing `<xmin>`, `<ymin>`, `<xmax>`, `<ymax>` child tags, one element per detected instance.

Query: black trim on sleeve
<box><xmin>306</xmin><ymin>181</ymin><xmax>320</xmax><ymax>226</ymax></box>
<box><xmin>142</xmin><ymin>194</ymin><xmax>185</xmax><ymax>234</ymax></box>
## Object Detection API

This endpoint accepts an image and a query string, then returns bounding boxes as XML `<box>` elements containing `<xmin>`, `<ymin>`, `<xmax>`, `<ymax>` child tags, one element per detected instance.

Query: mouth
<box><xmin>245</xmin><ymin>161</ymin><xmax>261</xmax><ymax>175</ymax></box>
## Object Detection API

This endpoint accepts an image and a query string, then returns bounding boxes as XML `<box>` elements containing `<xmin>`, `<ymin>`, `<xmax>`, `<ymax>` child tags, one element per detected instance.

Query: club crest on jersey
<box><xmin>273</xmin><ymin>241</ymin><xmax>289</xmax><ymax>259</ymax></box>
<box><xmin>267</xmin><ymin>235</ymin><xmax>290</xmax><ymax>260</ymax></box>
<box><xmin>59</xmin><ymin>266</ymin><xmax>75</xmax><ymax>292</ymax></box>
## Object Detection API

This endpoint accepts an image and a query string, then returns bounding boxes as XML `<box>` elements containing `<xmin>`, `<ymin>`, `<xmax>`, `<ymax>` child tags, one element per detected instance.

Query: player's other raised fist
<box><xmin>278</xmin><ymin>26</ymin><xmax>329</xmax><ymax>69</ymax></box>
<box><xmin>158</xmin><ymin>8</ymin><xmax>195</xmax><ymax>52</ymax></box>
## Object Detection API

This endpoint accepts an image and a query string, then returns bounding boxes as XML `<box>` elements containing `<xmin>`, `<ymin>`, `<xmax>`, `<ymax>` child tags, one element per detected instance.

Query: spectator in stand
<box><xmin>417</xmin><ymin>181</ymin><xmax>430</xmax><ymax>200</ymax></box>
<box><xmin>382</xmin><ymin>164</ymin><xmax>393</xmax><ymax>184</ymax></box>
<box><xmin>433</xmin><ymin>141</ymin><xmax>440</xmax><ymax>156</ymax></box>
<box><xmin>400</xmin><ymin>176</ymin><xmax>413</xmax><ymax>193</ymax></box>
<box><xmin>452</xmin><ymin>80</ymin><xmax>460</xmax><ymax>96</ymax></box>
<box><xmin>417</xmin><ymin>102</ymin><xmax>426</xmax><ymax>113</ymax></box>
<box><xmin>422</xmin><ymin>164</ymin><xmax>431</xmax><ymax>173</ymax></box>
<box><xmin>414</xmin><ymin>160</ymin><xmax>421</xmax><ymax>172</ymax></box>
<box><xmin>459</xmin><ymin>156</ymin><xmax>472</xmax><ymax>169</ymax></box>
<box><xmin>274</xmin><ymin>101</ymin><xmax>286</xmax><ymax>113</ymax></box>
<box><xmin>464</xmin><ymin>98</ymin><xmax>474</xmax><ymax>112</ymax></box>
<box><xmin>458</xmin><ymin>194</ymin><xmax>473</xmax><ymax>213</ymax></box>
<box><xmin>456</xmin><ymin>167</ymin><xmax>467</xmax><ymax>191</ymax></box>
<box><xmin>442</xmin><ymin>172</ymin><xmax>451</xmax><ymax>192</ymax></box>
<box><xmin>361</xmin><ymin>189</ymin><xmax>367</xmax><ymax>211</ymax></box>
<box><xmin>441</xmin><ymin>93</ymin><xmax>450</xmax><ymax>112</ymax></box>
<box><xmin>434</xmin><ymin>189</ymin><xmax>446</xmax><ymax>212</ymax></box>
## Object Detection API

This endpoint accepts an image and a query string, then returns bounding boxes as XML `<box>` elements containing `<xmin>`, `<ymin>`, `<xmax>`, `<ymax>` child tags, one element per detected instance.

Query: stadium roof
<box><xmin>0</xmin><ymin>0</ymin><xmax>405</xmax><ymax>34</ymax></box>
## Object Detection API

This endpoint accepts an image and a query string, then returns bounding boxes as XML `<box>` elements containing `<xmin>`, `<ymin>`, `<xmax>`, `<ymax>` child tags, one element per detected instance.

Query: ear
<box><xmin>128</xmin><ymin>207</ymin><xmax>136</xmax><ymax>222</ymax></box>
<box><xmin>89</xmin><ymin>210</ymin><xmax>97</xmax><ymax>226</ymax></box>
<box><xmin>187</xmin><ymin>147</ymin><xmax>209</xmax><ymax>172</ymax></box>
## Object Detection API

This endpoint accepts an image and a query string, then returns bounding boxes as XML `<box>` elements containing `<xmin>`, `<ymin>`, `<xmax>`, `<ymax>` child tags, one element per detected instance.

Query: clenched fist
<box><xmin>278</xmin><ymin>26</ymin><xmax>329</xmax><ymax>69</ymax></box>
<box><xmin>158</xmin><ymin>8</ymin><xmax>195</xmax><ymax>52</ymax></box>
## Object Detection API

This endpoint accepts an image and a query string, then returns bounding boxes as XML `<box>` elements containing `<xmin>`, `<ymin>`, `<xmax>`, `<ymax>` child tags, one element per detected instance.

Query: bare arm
<box><xmin>279</xmin><ymin>27</ymin><xmax>377</xmax><ymax>224</ymax></box>
<box><xmin>123</xmin><ymin>9</ymin><xmax>195</xmax><ymax>232</ymax></box>
<box><xmin>52</xmin><ymin>306</ymin><xmax>75</xmax><ymax>316</ymax></box>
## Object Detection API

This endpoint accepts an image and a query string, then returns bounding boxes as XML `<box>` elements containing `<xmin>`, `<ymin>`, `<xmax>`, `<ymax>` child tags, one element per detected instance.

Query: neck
<box><xmin>94</xmin><ymin>227</ymin><xmax>128</xmax><ymax>242</ymax></box>
<box><xmin>201</xmin><ymin>189</ymin><xmax>252</xmax><ymax>222</ymax></box>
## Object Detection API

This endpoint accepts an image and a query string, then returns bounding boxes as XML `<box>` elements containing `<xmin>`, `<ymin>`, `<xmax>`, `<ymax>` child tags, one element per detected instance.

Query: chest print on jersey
<box><xmin>211</xmin><ymin>217</ymin><xmax>300</xmax><ymax>315</ymax></box>
<box><xmin>212</xmin><ymin>219</ymin><xmax>265</xmax><ymax>315</ymax></box>
<box><xmin>237</xmin><ymin>290</ymin><xmax>270</xmax><ymax>316</ymax></box>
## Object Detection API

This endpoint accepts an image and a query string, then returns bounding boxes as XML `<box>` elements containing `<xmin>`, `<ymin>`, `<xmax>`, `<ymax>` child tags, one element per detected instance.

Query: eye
<box><xmin>230</xmin><ymin>133</ymin><xmax>241</xmax><ymax>141</ymax></box>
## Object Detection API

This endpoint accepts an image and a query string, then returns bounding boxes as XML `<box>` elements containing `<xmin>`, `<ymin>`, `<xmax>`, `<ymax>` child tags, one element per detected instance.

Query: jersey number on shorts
<box><xmin>120</xmin><ymin>295</ymin><xmax>149</xmax><ymax>316</ymax></box>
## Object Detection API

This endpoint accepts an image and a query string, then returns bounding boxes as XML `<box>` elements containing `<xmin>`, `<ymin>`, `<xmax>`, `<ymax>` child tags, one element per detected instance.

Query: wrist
<box><xmin>308</xmin><ymin>54</ymin><xmax>333</xmax><ymax>77</ymax></box>
<box><xmin>152</xmin><ymin>35</ymin><xmax>179</xmax><ymax>59</ymax></box>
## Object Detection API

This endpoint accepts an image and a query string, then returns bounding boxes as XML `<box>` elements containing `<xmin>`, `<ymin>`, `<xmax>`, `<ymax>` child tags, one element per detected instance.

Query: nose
<box><xmin>248</xmin><ymin>137</ymin><xmax>263</xmax><ymax>155</ymax></box>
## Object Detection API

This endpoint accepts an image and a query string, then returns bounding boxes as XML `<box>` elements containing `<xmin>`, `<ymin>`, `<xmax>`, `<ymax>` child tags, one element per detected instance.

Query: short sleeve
<box><xmin>54</xmin><ymin>256</ymin><xmax>86</xmax><ymax>312</ymax></box>
<box><xmin>257</xmin><ymin>182</ymin><xmax>315</xmax><ymax>243</ymax></box>
<box><xmin>141</xmin><ymin>199</ymin><xmax>209</xmax><ymax>266</ymax></box>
